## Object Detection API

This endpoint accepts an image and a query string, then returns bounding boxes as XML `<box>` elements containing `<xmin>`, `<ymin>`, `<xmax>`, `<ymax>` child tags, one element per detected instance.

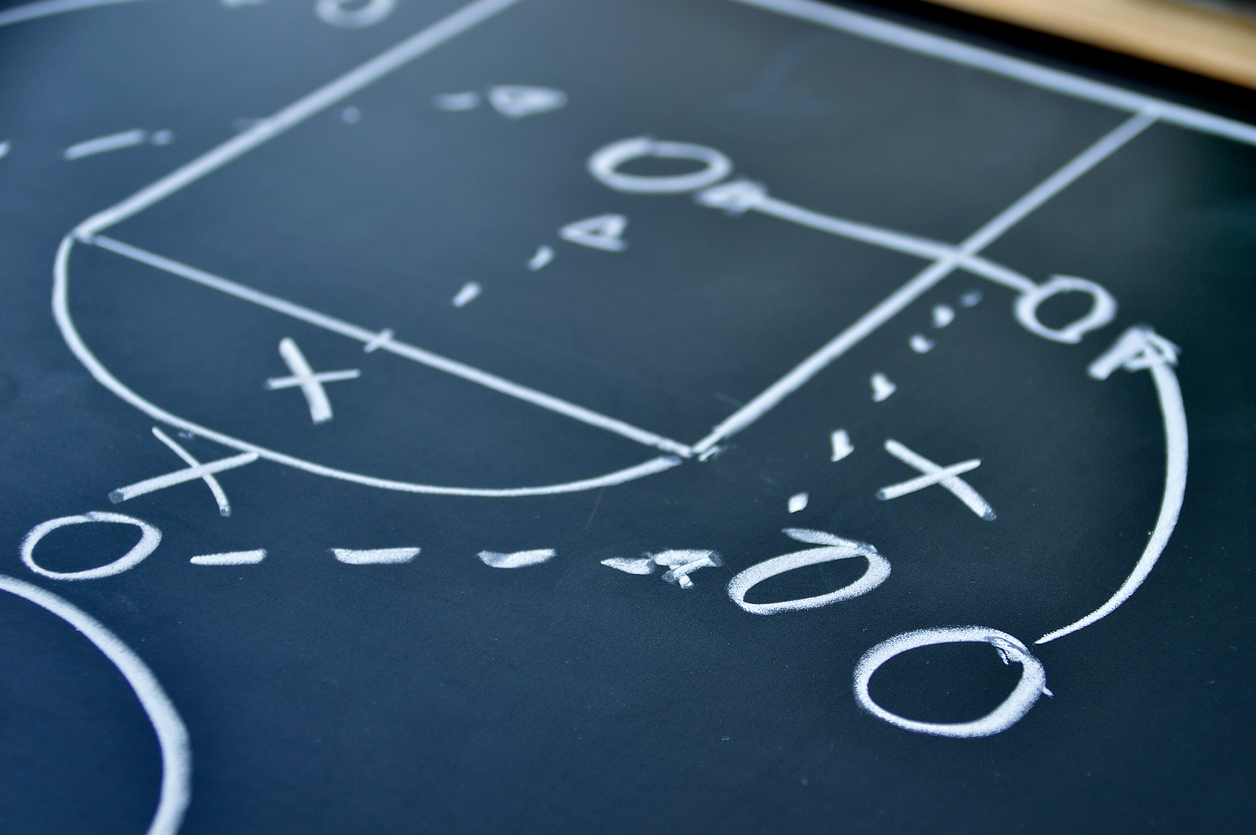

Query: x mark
<box><xmin>877</xmin><ymin>439</ymin><xmax>995</xmax><ymax>521</ymax></box>
<box><xmin>109</xmin><ymin>427</ymin><xmax>258</xmax><ymax>516</ymax></box>
<box><xmin>265</xmin><ymin>337</ymin><xmax>360</xmax><ymax>423</ymax></box>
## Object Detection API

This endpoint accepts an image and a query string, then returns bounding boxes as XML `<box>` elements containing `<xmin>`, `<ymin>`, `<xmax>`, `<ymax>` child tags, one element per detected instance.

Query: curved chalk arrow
<box><xmin>1037</xmin><ymin>326</ymin><xmax>1186</xmax><ymax>644</ymax></box>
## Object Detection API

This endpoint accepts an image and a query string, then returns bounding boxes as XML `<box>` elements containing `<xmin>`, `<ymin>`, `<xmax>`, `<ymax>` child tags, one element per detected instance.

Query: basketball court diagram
<box><xmin>5</xmin><ymin>4</ymin><xmax>1255</xmax><ymax>832</ymax></box>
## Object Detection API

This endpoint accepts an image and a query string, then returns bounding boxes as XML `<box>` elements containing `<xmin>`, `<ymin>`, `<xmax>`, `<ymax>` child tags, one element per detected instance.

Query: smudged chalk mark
<box><xmin>452</xmin><ymin>282</ymin><xmax>481</xmax><ymax>307</ymax></box>
<box><xmin>527</xmin><ymin>245</ymin><xmax>554</xmax><ymax>270</ymax></box>
<box><xmin>932</xmin><ymin>304</ymin><xmax>955</xmax><ymax>327</ymax></box>
<box><xmin>487</xmin><ymin>85</ymin><xmax>566</xmax><ymax>119</ymax></box>
<box><xmin>871</xmin><ymin>373</ymin><xmax>896</xmax><ymax>402</ymax></box>
<box><xmin>479</xmin><ymin>549</ymin><xmax>555</xmax><ymax>568</ymax></box>
<box><xmin>434</xmin><ymin>91</ymin><xmax>480</xmax><ymax>110</ymax></box>
<box><xmin>909</xmin><ymin>334</ymin><xmax>935</xmax><ymax>353</ymax></box>
<box><xmin>830</xmin><ymin>429</ymin><xmax>853</xmax><ymax>462</ymax></box>
<box><xmin>652</xmin><ymin>549</ymin><xmax>722</xmax><ymax>589</ymax></box>
<box><xmin>960</xmin><ymin>290</ymin><xmax>982</xmax><ymax>307</ymax></box>
<box><xmin>601</xmin><ymin>557</ymin><xmax>654</xmax><ymax>575</ymax></box>
<box><xmin>559</xmin><ymin>213</ymin><xmax>627</xmax><ymax>252</ymax></box>
<box><xmin>332</xmin><ymin>548</ymin><xmax>419</xmax><ymax>564</ymax></box>
<box><xmin>190</xmin><ymin>549</ymin><xmax>266</xmax><ymax>566</ymax></box>
<box><xmin>341</xmin><ymin>106</ymin><xmax>360</xmax><ymax>124</ymax></box>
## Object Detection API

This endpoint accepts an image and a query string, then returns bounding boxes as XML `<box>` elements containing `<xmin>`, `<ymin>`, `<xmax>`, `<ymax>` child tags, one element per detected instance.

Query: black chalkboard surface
<box><xmin>1</xmin><ymin>1</ymin><xmax>1253</xmax><ymax>833</ymax></box>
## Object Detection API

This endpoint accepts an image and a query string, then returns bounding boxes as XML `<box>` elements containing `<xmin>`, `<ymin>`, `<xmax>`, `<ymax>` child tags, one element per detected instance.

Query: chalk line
<box><xmin>72</xmin><ymin>0</ymin><xmax>524</xmax><ymax>239</ymax></box>
<box><xmin>332</xmin><ymin>547</ymin><xmax>419</xmax><ymax>564</ymax></box>
<box><xmin>0</xmin><ymin>574</ymin><xmax>190</xmax><ymax>835</ymax></box>
<box><xmin>1038</xmin><ymin>327</ymin><xmax>1187</xmax><ymax>643</ymax></box>
<box><xmin>0</xmin><ymin>0</ymin><xmax>150</xmax><ymax>28</ymax></box>
<box><xmin>690</xmin><ymin>108</ymin><xmax>1155</xmax><ymax>453</ymax></box>
<box><xmin>89</xmin><ymin>235</ymin><xmax>692</xmax><ymax>458</ymax></box>
<box><xmin>190</xmin><ymin>549</ymin><xmax>266</xmax><ymax>565</ymax></box>
<box><xmin>64</xmin><ymin>129</ymin><xmax>148</xmax><ymax>161</ymax></box>
<box><xmin>57</xmin><ymin>241</ymin><xmax>682</xmax><ymax>495</ymax></box>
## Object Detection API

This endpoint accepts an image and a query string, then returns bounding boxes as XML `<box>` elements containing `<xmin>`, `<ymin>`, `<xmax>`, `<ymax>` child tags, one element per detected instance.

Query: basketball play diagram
<box><xmin>4</xmin><ymin>1</ymin><xmax>1253</xmax><ymax>833</ymax></box>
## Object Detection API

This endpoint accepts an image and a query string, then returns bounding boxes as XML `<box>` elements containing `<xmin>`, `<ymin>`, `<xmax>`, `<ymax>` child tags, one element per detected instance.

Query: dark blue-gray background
<box><xmin>1</xmin><ymin>0</ymin><xmax>1253</xmax><ymax>832</ymax></box>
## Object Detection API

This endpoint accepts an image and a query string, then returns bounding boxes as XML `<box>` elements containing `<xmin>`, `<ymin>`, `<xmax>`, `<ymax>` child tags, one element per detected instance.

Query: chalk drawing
<box><xmin>109</xmin><ymin>426</ymin><xmax>253</xmax><ymax>515</ymax></box>
<box><xmin>64</xmin><ymin>129</ymin><xmax>150</xmax><ymax>160</ymax></box>
<box><xmin>478</xmin><ymin>549</ymin><xmax>556</xmax><ymax>568</ymax></box>
<box><xmin>0</xmin><ymin>0</ymin><xmax>152</xmax><ymax>29</ymax></box>
<box><xmin>83</xmin><ymin>236</ymin><xmax>693</xmax><ymax>460</ymax></box>
<box><xmin>1015</xmin><ymin>275</ymin><xmax>1117</xmax><ymax>344</ymax></box>
<box><xmin>652</xmin><ymin>550</ymin><xmax>722</xmax><ymax>589</ymax></box>
<box><xmin>830</xmin><ymin>429</ymin><xmax>853</xmax><ymax>462</ymax></box>
<box><xmin>341</xmin><ymin>106</ymin><xmax>360</xmax><ymax>124</ymax></box>
<box><xmin>0</xmin><ymin>574</ymin><xmax>190</xmax><ymax>835</ymax></box>
<box><xmin>487</xmin><ymin>86</ymin><xmax>566</xmax><ymax>119</ymax></box>
<box><xmin>878</xmin><ymin>439</ymin><xmax>995</xmax><ymax>521</ymax></box>
<box><xmin>363</xmin><ymin>328</ymin><xmax>393</xmax><ymax>352</ymax></box>
<box><xmin>600</xmin><ymin>556</ymin><xmax>654</xmax><ymax>575</ymax></box>
<box><xmin>932</xmin><ymin>305</ymin><xmax>955</xmax><ymax>327</ymax></box>
<box><xmin>870</xmin><ymin>373</ymin><xmax>896</xmax><ymax>402</ymax></box>
<box><xmin>434</xmin><ymin>91</ymin><xmax>480</xmax><ymax>111</ymax></box>
<box><xmin>22</xmin><ymin>512</ymin><xmax>161</xmax><ymax>581</ymax></box>
<box><xmin>671</xmin><ymin>110</ymin><xmax>1157</xmax><ymax>455</ymax></box>
<box><xmin>1038</xmin><ymin>327</ymin><xmax>1186</xmax><ymax>643</ymax></box>
<box><xmin>265</xmin><ymin>337</ymin><xmax>360</xmax><ymax>424</ymax></box>
<box><xmin>728</xmin><ymin>529</ymin><xmax>889</xmax><ymax>615</ymax></box>
<box><xmin>332</xmin><ymin>547</ymin><xmax>419</xmax><ymax>564</ymax></box>
<box><xmin>788</xmin><ymin>492</ymin><xmax>808</xmax><ymax>513</ymax></box>
<box><xmin>909</xmin><ymin>335</ymin><xmax>934</xmax><ymax>353</ymax></box>
<box><xmin>960</xmin><ymin>290</ymin><xmax>982</xmax><ymax>307</ymax></box>
<box><xmin>316</xmin><ymin>0</ymin><xmax>393</xmax><ymax>28</ymax></box>
<box><xmin>190</xmin><ymin>549</ymin><xmax>266</xmax><ymax>565</ymax></box>
<box><xmin>588</xmin><ymin>137</ymin><xmax>732</xmax><ymax>194</ymax></box>
<box><xmin>853</xmin><ymin>627</ymin><xmax>1049</xmax><ymax>737</ymax></box>
<box><xmin>452</xmin><ymin>282</ymin><xmax>481</xmax><ymax>307</ymax></box>
<box><xmin>0</xmin><ymin>140</ymin><xmax>9</xmax><ymax>159</ymax></box>
<box><xmin>559</xmin><ymin>214</ymin><xmax>628</xmax><ymax>252</ymax></box>
<box><xmin>527</xmin><ymin>245</ymin><xmax>554</xmax><ymax>270</ymax></box>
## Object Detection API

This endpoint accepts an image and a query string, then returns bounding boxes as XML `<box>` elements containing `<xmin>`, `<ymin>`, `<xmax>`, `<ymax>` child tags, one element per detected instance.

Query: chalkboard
<box><xmin>1</xmin><ymin>1</ymin><xmax>1253</xmax><ymax>833</ymax></box>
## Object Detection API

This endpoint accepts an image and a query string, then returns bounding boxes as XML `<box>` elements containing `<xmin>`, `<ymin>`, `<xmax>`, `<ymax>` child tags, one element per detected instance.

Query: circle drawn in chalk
<box><xmin>728</xmin><ymin>528</ymin><xmax>890</xmax><ymax>615</ymax></box>
<box><xmin>853</xmin><ymin>626</ymin><xmax>1049</xmax><ymax>738</ymax></box>
<box><xmin>21</xmin><ymin>512</ymin><xmax>161</xmax><ymax>581</ymax></box>
<box><xmin>587</xmin><ymin>137</ymin><xmax>733</xmax><ymax>194</ymax></box>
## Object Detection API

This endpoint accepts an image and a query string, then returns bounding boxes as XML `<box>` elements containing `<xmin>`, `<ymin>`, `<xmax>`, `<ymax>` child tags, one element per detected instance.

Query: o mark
<box><xmin>853</xmin><ymin>627</ymin><xmax>1050</xmax><ymax>738</ymax></box>
<box><xmin>588</xmin><ymin>137</ymin><xmax>733</xmax><ymax>194</ymax></box>
<box><xmin>727</xmin><ymin>529</ymin><xmax>890</xmax><ymax>615</ymax></box>
<box><xmin>1015</xmin><ymin>275</ymin><xmax>1116</xmax><ymax>344</ymax></box>
<box><xmin>22</xmin><ymin>512</ymin><xmax>161</xmax><ymax>581</ymax></box>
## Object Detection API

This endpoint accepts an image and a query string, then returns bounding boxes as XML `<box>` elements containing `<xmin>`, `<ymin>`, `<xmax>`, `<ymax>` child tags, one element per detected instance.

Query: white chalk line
<box><xmin>733</xmin><ymin>0</ymin><xmax>1256</xmax><ymax>147</ymax></box>
<box><xmin>55</xmin><ymin>237</ymin><xmax>684</xmax><ymax>496</ymax></box>
<box><xmin>89</xmin><ymin>235</ymin><xmax>692</xmax><ymax>458</ymax></box>
<box><xmin>1037</xmin><ymin>339</ymin><xmax>1187</xmax><ymax>643</ymax></box>
<box><xmin>690</xmin><ymin>109</ymin><xmax>1155</xmax><ymax>454</ymax></box>
<box><xmin>147</xmin><ymin>425</ymin><xmax>242</xmax><ymax>515</ymax></box>
<box><xmin>0</xmin><ymin>574</ymin><xmax>191</xmax><ymax>835</ymax></box>
<box><xmin>0</xmin><ymin>0</ymin><xmax>150</xmax><ymax>27</ymax></box>
<box><xmin>332</xmin><ymin>547</ymin><xmax>419</xmax><ymax>564</ymax></box>
<box><xmin>190</xmin><ymin>549</ymin><xmax>266</xmax><ymax>565</ymax></box>
<box><xmin>64</xmin><ymin>129</ymin><xmax>148</xmax><ymax>161</ymax></box>
<box><xmin>71</xmin><ymin>0</ymin><xmax>524</xmax><ymax>239</ymax></box>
